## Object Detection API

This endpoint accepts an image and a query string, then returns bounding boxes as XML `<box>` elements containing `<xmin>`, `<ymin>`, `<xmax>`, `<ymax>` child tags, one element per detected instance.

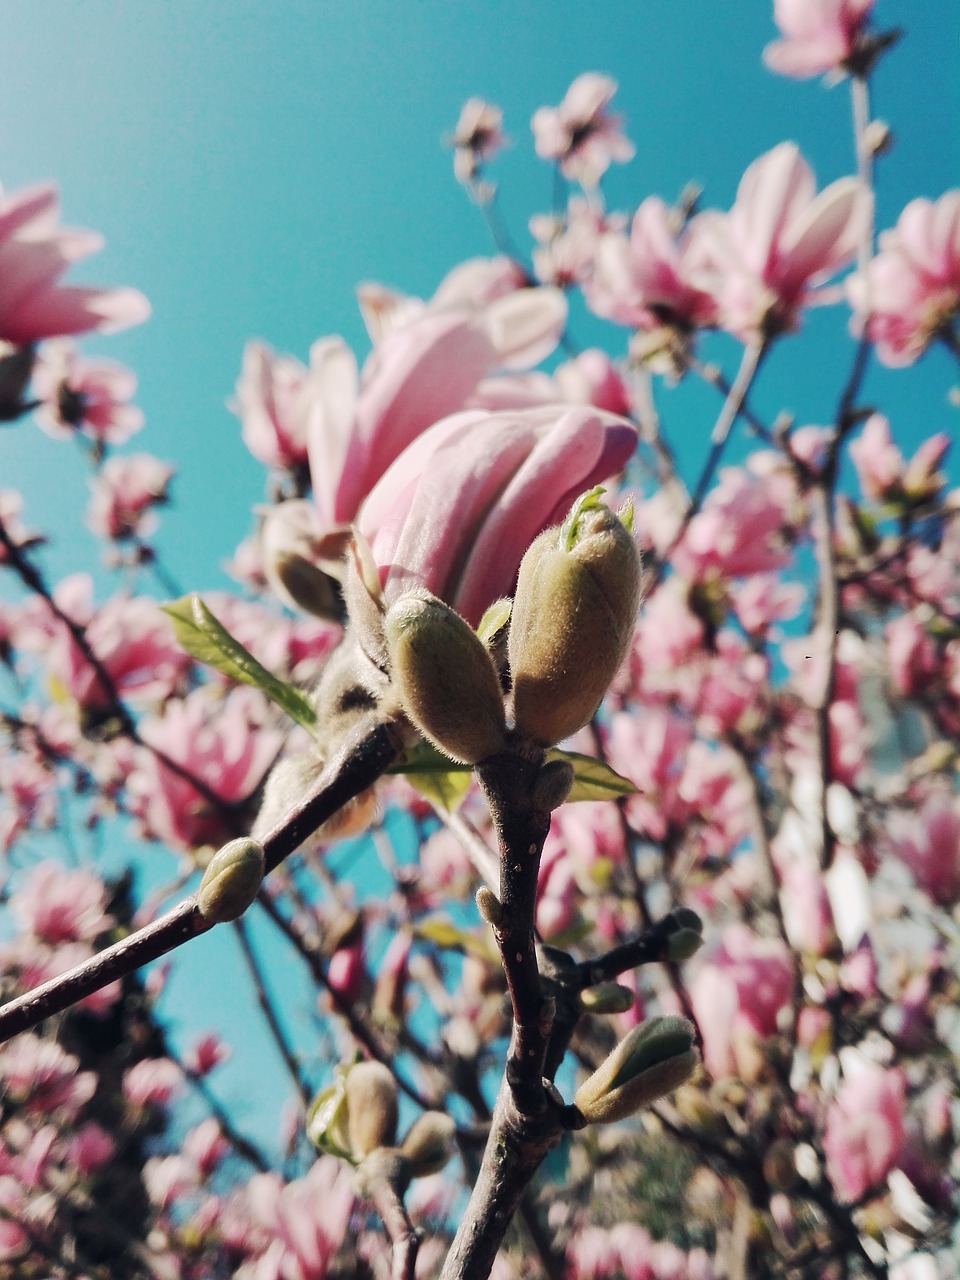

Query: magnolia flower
<box><xmin>687</xmin><ymin>142</ymin><xmax>871</xmax><ymax>341</ymax></box>
<box><xmin>823</xmin><ymin>1059</ymin><xmax>906</xmax><ymax>1202</ymax></box>
<box><xmin>230</xmin><ymin>340</ymin><xmax>315</xmax><ymax>470</ymax></box>
<box><xmin>848</xmin><ymin>191</ymin><xmax>960</xmax><ymax>365</ymax></box>
<box><xmin>32</xmin><ymin>340</ymin><xmax>144</xmax><ymax>442</ymax></box>
<box><xmin>86</xmin><ymin>453</ymin><xmax>174</xmax><ymax>540</ymax></box>
<box><xmin>355</xmin><ymin>402</ymin><xmax>637</xmax><ymax>626</ymax></box>
<box><xmin>763</xmin><ymin>0</ymin><xmax>875</xmax><ymax>80</ymax></box>
<box><xmin>532</xmin><ymin>73</ymin><xmax>634</xmax><ymax>187</ymax></box>
<box><xmin>449</xmin><ymin>98</ymin><xmax>506</xmax><ymax>185</ymax></box>
<box><xmin>0</xmin><ymin>183</ymin><xmax>149</xmax><ymax>343</ymax></box>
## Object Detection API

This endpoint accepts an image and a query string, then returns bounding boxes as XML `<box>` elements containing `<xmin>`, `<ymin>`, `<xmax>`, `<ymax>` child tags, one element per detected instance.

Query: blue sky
<box><xmin>0</xmin><ymin>0</ymin><xmax>957</xmax><ymax>1158</ymax></box>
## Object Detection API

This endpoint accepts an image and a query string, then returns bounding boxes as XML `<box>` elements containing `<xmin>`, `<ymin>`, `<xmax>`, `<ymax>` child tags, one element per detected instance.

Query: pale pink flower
<box><xmin>183</xmin><ymin>1032</ymin><xmax>231</xmax><ymax>1076</ymax></box>
<box><xmin>0</xmin><ymin>1034</ymin><xmax>95</xmax><ymax>1117</ymax></box>
<box><xmin>244</xmin><ymin>1158</ymin><xmax>355</xmax><ymax>1280</ymax></box>
<box><xmin>689</xmin><ymin>924</ymin><xmax>793</xmax><ymax>1079</ymax></box>
<box><xmin>532</xmin><ymin>73</ymin><xmax>634</xmax><ymax>187</ymax></box>
<box><xmin>674</xmin><ymin>464</ymin><xmax>792</xmax><ymax>581</ymax></box>
<box><xmin>687</xmin><ymin>142</ymin><xmax>871</xmax><ymax>341</ymax></box>
<box><xmin>531</xmin><ymin>198</ymin><xmax>625</xmax><ymax>288</ymax></box>
<box><xmin>730</xmin><ymin>573</ymin><xmax>805</xmax><ymax>635</ymax></box>
<box><xmin>0</xmin><ymin>182</ymin><xmax>149</xmax><ymax>343</ymax></box>
<box><xmin>449</xmin><ymin>98</ymin><xmax>505</xmax><ymax>185</ymax></box>
<box><xmin>0</xmin><ymin>1177</ymin><xmax>29</xmax><ymax>1261</ymax></box>
<box><xmin>143</xmin><ymin>1153</ymin><xmax>197</xmax><ymax>1209</ymax></box>
<box><xmin>588</xmin><ymin>196</ymin><xmax>719</xmax><ymax>332</ymax></box>
<box><xmin>123</xmin><ymin>1056</ymin><xmax>184</xmax><ymax>1109</ymax></box>
<box><xmin>607</xmin><ymin>707</ymin><xmax>692</xmax><ymax>842</ymax></box>
<box><xmin>763</xmin><ymin>0</ymin><xmax>875</xmax><ymax>80</ymax></box>
<box><xmin>32</xmin><ymin>340</ymin><xmax>144</xmax><ymax>442</ymax></box>
<box><xmin>230</xmin><ymin>340</ymin><xmax>314</xmax><ymax>470</ymax></box>
<box><xmin>129</xmin><ymin>687</ymin><xmax>283</xmax><ymax>850</ymax></box>
<box><xmin>553</xmin><ymin>349</ymin><xmax>632</xmax><ymax>415</ymax></box>
<box><xmin>183</xmin><ymin>1118</ymin><xmax>229</xmax><ymax>1179</ymax></box>
<box><xmin>885</xmin><ymin>612</ymin><xmax>939</xmax><ymax>698</ymax></box>
<box><xmin>12</xmin><ymin>860</ymin><xmax>110</xmax><ymax>944</ymax></box>
<box><xmin>356</xmin><ymin>402</ymin><xmax>636</xmax><ymax>626</ymax></box>
<box><xmin>0</xmin><ymin>748</ymin><xmax>57</xmax><ymax>851</ymax></box>
<box><xmin>86</xmin><ymin>453</ymin><xmax>174</xmax><ymax>540</ymax></box>
<box><xmin>66</xmin><ymin>1123</ymin><xmax>116</xmax><ymax>1176</ymax></box>
<box><xmin>823</xmin><ymin>1060</ymin><xmax>906</xmax><ymax>1202</ymax></box>
<box><xmin>848</xmin><ymin>192</ymin><xmax>960</xmax><ymax>365</ymax></box>
<box><xmin>890</xmin><ymin>793</ymin><xmax>960</xmax><ymax>906</ymax></box>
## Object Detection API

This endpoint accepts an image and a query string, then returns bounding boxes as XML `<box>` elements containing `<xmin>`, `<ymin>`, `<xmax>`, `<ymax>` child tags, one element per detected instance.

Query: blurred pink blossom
<box><xmin>0</xmin><ymin>1034</ymin><xmax>95</xmax><ymax>1117</ymax></box>
<box><xmin>32</xmin><ymin>340</ymin><xmax>144</xmax><ymax>442</ymax></box>
<box><xmin>129</xmin><ymin>687</ymin><xmax>283</xmax><ymax>850</ymax></box>
<box><xmin>890</xmin><ymin>793</ymin><xmax>960</xmax><ymax>906</ymax></box>
<box><xmin>357</xmin><ymin>402</ymin><xmax>636</xmax><ymax>625</ymax></box>
<box><xmin>532</xmin><ymin>73</ymin><xmax>634</xmax><ymax>187</ymax></box>
<box><xmin>687</xmin><ymin>142</ymin><xmax>871</xmax><ymax>341</ymax></box>
<box><xmin>531</xmin><ymin>198</ymin><xmax>625</xmax><ymax>288</ymax></box>
<box><xmin>823</xmin><ymin>1060</ymin><xmax>906</xmax><ymax>1202</ymax></box>
<box><xmin>763</xmin><ymin>0</ymin><xmax>875</xmax><ymax>79</ymax></box>
<box><xmin>230</xmin><ymin>340</ymin><xmax>315</xmax><ymax>470</ymax></box>
<box><xmin>86</xmin><ymin>453</ymin><xmax>174</xmax><ymax>540</ymax></box>
<box><xmin>183</xmin><ymin>1032</ymin><xmax>231</xmax><ymax>1077</ymax></box>
<box><xmin>66</xmin><ymin>1123</ymin><xmax>116</xmax><ymax>1176</ymax></box>
<box><xmin>0</xmin><ymin>183</ymin><xmax>149</xmax><ymax>344</ymax></box>
<box><xmin>123</xmin><ymin>1056</ymin><xmax>184</xmax><ymax>1109</ymax></box>
<box><xmin>848</xmin><ymin>191</ymin><xmax>960</xmax><ymax>365</ymax></box>
<box><xmin>242</xmin><ymin>1158</ymin><xmax>354</xmax><ymax>1280</ymax></box>
<box><xmin>689</xmin><ymin>924</ymin><xmax>794</xmax><ymax>1079</ymax></box>
<box><xmin>449</xmin><ymin>98</ymin><xmax>506</xmax><ymax>185</ymax></box>
<box><xmin>183</xmin><ymin>1118</ymin><xmax>229</xmax><ymax>1179</ymax></box>
<box><xmin>553</xmin><ymin>348</ymin><xmax>632</xmax><ymax>415</ymax></box>
<box><xmin>674</xmin><ymin>464</ymin><xmax>791</xmax><ymax>580</ymax></box>
<box><xmin>12</xmin><ymin>860</ymin><xmax>110</xmax><ymax>945</ymax></box>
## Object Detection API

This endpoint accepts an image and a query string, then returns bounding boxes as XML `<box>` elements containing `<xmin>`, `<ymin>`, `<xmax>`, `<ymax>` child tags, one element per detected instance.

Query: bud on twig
<box><xmin>509</xmin><ymin>489</ymin><xmax>640</xmax><ymax>746</ymax></box>
<box><xmin>573</xmin><ymin>1015</ymin><xmax>698</xmax><ymax>1125</ymax></box>
<box><xmin>346</xmin><ymin>1061</ymin><xmax>400</xmax><ymax>1158</ymax></box>
<box><xmin>196</xmin><ymin>838</ymin><xmax>265</xmax><ymax>923</ymax></box>
<box><xmin>399</xmin><ymin>1110</ymin><xmax>457</xmax><ymax>1177</ymax></box>
<box><xmin>384</xmin><ymin>590</ymin><xmax>508</xmax><ymax>764</ymax></box>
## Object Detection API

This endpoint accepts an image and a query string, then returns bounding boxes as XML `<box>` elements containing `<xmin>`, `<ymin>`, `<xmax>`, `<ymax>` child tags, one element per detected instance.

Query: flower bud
<box><xmin>384</xmin><ymin>590</ymin><xmax>507</xmax><ymax>764</ymax></box>
<box><xmin>578</xmin><ymin>982</ymin><xmax>635</xmax><ymax>1015</ymax></box>
<box><xmin>399</xmin><ymin>1110</ymin><xmax>457</xmax><ymax>1177</ymax></box>
<box><xmin>573</xmin><ymin>1015</ymin><xmax>698</xmax><ymax>1125</ymax></box>
<box><xmin>532</xmin><ymin>758</ymin><xmax>575</xmax><ymax>811</ymax></box>
<box><xmin>345</xmin><ymin>1061</ymin><xmax>399</xmax><ymax>1158</ymax></box>
<box><xmin>509</xmin><ymin>489</ymin><xmax>640</xmax><ymax>746</ymax></box>
<box><xmin>196</xmin><ymin>838</ymin><xmax>265</xmax><ymax>923</ymax></box>
<box><xmin>664</xmin><ymin>906</ymin><xmax>704</xmax><ymax>962</ymax></box>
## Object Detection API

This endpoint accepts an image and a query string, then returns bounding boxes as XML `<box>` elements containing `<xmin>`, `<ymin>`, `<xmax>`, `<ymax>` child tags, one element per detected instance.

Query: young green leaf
<box><xmin>388</xmin><ymin>740</ymin><xmax>472</xmax><ymax>813</ymax></box>
<box><xmin>546</xmin><ymin>749</ymin><xmax>637</xmax><ymax>802</ymax></box>
<box><xmin>163</xmin><ymin>593</ymin><xmax>317</xmax><ymax>735</ymax></box>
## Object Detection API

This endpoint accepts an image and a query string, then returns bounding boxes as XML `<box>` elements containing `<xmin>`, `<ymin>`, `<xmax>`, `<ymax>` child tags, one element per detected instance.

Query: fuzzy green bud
<box><xmin>345</xmin><ymin>1061</ymin><xmax>399</xmax><ymax>1158</ymax></box>
<box><xmin>532</xmin><ymin>758</ymin><xmax>575</xmax><ymax>811</ymax></box>
<box><xmin>509</xmin><ymin>489</ymin><xmax>641</xmax><ymax>746</ymax></box>
<box><xmin>664</xmin><ymin>907</ymin><xmax>704</xmax><ymax>962</ymax></box>
<box><xmin>399</xmin><ymin>1110</ymin><xmax>457</xmax><ymax>1177</ymax></box>
<box><xmin>384</xmin><ymin>590</ymin><xmax>508</xmax><ymax>764</ymax></box>
<box><xmin>573</xmin><ymin>1015</ymin><xmax>698</xmax><ymax>1125</ymax></box>
<box><xmin>196</xmin><ymin>838</ymin><xmax>265</xmax><ymax>923</ymax></box>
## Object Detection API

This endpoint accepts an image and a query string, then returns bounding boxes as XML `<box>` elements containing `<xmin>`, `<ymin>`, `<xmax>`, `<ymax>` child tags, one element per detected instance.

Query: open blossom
<box><xmin>0</xmin><ymin>182</ymin><xmax>149</xmax><ymax>344</ymax></box>
<box><xmin>86</xmin><ymin>453</ymin><xmax>174</xmax><ymax>540</ymax></box>
<box><xmin>531</xmin><ymin>198</ymin><xmax>625</xmax><ymax>289</ymax></box>
<box><xmin>673</xmin><ymin>463</ymin><xmax>792</xmax><ymax>581</ymax></box>
<box><xmin>356</xmin><ymin>402</ymin><xmax>636</xmax><ymax>626</ymax></box>
<box><xmin>848</xmin><ymin>191</ymin><xmax>960</xmax><ymax>366</ymax></box>
<box><xmin>763</xmin><ymin>0</ymin><xmax>875</xmax><ymax>80</ymax></box>
<box><xmin>823</xmin><ymin>1059</ymin><xmax>906</xmax><ymax>1202</ymax></box>
<box><xmin>588</xmin><ymin>196</ymin><xmax>719</xmax><ymax>333</ymax></box>
<box><xmin>32</xmin><ymin>340</ymin><xmax>144</xmax><ymax>442</ymax></box>
<box><xmin>889</xmin><ymin>792</ymin><xmax>960</xmax><ymax>906</ymax></box>
<box><xmin>687</xmin><ymin>142</ymin><xmax>871</xmax><ymax>341</ymax></box>
<box><xmin>849</xmin><ymin>414</ymin><xmax>949</xmax><ymax>504</ymax></box>
<box><xmin>532</xmin><ymin>73</ymin><xmax>634</xmax><ymax>187</ymax></box>
<box><xmin>241</xmin><ymin>1158</ymin><xmax>354</xmax><ymax>1279</ymax></box>
<box><xmin>230</xmin><ymin>340</ymin><xmax>315</xmax><ymax>470</ymax></box>
<box><xmin>12</xmin><ymin>861</ymin><xmax>110</xmax><ymax>945</ymax></box>
<box><xmin>449</xmin><ymin>98</ymin><xmax>505</xmax><ymax>185</ymax></box>
<box><xmin>129</xmin><ymin>687</ymin><xmax>283</xmax><ymax>850</ymax></box>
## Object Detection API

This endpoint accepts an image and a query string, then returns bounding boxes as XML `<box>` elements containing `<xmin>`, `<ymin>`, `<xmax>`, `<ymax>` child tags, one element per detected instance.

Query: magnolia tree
<box><xmin>0</xmin><ymin>3</ymin><xmax>958</xmax><ymax>1277</ymax></box>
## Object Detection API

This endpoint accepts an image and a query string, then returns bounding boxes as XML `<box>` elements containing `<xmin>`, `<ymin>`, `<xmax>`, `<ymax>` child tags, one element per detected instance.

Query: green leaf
<box><xmin>414</xmin><ymin>916</ymin><xmax>495</xmax><ymax>960</ymax></box>
<box><xmin>388</xmin><ymin>740</ymin><xmax>472</xmax><ymax>813</ymax></box>
<box><xmin>546</xmin><ymin>749</ymin><xmax>636</xmax><ymax>802</ymax></box>
<box><xmin>163</xmin><ymin>593</ymin><xmax>317</xmax><ymax>735</ymax></box>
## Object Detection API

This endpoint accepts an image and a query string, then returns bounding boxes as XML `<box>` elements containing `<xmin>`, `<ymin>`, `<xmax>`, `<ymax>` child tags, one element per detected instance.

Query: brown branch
<box><xmin>0</xmin><ymin>717</ymin><xmax>403</xmax><ymax>1044</ymax></box>
<box><xmin>360</xmin><ymin>1153</ymin><xmax>421</xmax><ymax>1280</ymax></box>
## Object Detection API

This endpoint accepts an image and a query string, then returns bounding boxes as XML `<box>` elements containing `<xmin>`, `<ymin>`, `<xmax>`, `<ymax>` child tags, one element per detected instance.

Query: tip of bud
<box><xmin>399</xmin><ymin>1110</ymin><xmax>457</xmax><ymax>1177</ymax></box>
<box><xmin>573</xmin><ymin>1016</ymin><xmax>698</xmax><ymax>1125</ymax></box>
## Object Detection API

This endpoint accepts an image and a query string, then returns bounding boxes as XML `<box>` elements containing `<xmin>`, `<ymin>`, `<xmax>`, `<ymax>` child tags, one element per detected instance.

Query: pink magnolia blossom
<box><xmin>531</xmin><ymin>198</ymin><xmax>626</xmax><ymax>289</ymax></box>
<box><xmin>356</xmin><ymin>402</ymin><xmax>636</xmax><ymax>626</ymax></box>
<box><xmin>0</xmin><ymin>1034</ymin><xmax>96</xmax><ymax>1117</ymax></box>
<box><xmin>230</xmin><ymin>340</ymin><xmax>315</xmax><ymax>470</ymax></box>
<box><xmin>12</xmin><ymin>860</ymin><xmax>111</xmax><ymax>945</ymax></box>
<box><xmin>32</xmin><ymin>340</ymin><xmax>144</xmax><ymax>442</ymax></box>
<box><xmin>129</xmin><ymin>687</ymin><xmax>283</xmax><ymax>850</ymax></box>
<box><xmin>687</xmin><ymin>142</ymin><xmax>871</xmax><ymax>341</ymax></box>
<box><xmin>848</xmin><ymin>191</ymin><xmax>960</xmax><ymax>365</ymax></box>
<box><xmin>183</xmin><ymin>1032</ymin><xmax>231</xmax><ymax>1077</ymax></box>
<box><xmin>823</xmin><ymin>1060</ymin><xmax>906</xmax><ymax>1202</ymax></box>
<box><xmin>850</xmin><ymin>414</ymin><xmax>949</xmax><ymax>504</ymax></box>
<box><xmin>242</xmin><ymin>1158</ymin><xmax>355</xmax><ymax>1280</ymax></box>
<box><xmin>553</xmin><ymin>348</ymin><xmax>632</xmax><ymax>415</ymax></box>
<box><xmin>182</xmin><ymin>1118</ymin><xmax>229</xmax><ymax>1179</ymax></box>
<box><xmin>674</xmin><ymin>463</ymin><xmax>792</xmax><ymax>581</ymax></box>
<box><xmin>123</xmin><ymin>1056</ymin><xmax>184</xmax><ymax>1109</ymax></box>
<box><xmin>66</xmin><ymin>1123</ymin><xmax>116</xmax><ymax>1177</ymax></box>
<box><xmin>532</xmin><ymin>73</ymin><xmax>634</xmax><ymax>187</ymax></box>
<box><xmin>449</xmin><ymin>98</ymin><xmax>506</xmax><ymax>185</ymax></box>
<box><xmin>0</xmin><ymin>748</ymin><xmax>58</xmax><ymax>852</ymax></box>
<box><xmin>0</xmin><ymin>182</ymin><xmax>149</xmax><ymax>344</ymax></box>
<box><xmin>763</xmin><ymin>0</ymin><xmax>875</xmax><ymax>80</ymax></box>
<box><xmin>86</xmin><ymin>453</ymin><xmax>174</xmax><ymax>540</ymax></box>
<box><xmin>689</xmin><ymin>924</ymin><xmax>794</xmax><ymax>1079</ymax></box>
<box><xmin>588</xmin><ymin>196</ymin><xmax>719</xmax><ymax>333</ymax></box>
<box><xmin>890</xmin><ymin>793</ymin><xmax>960</xmax><ymax>906</ymax></box>
<box><xmin>885</xmin><ymin>612</ymin><xmax>939</xmax><ymax>699</ymax></box>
